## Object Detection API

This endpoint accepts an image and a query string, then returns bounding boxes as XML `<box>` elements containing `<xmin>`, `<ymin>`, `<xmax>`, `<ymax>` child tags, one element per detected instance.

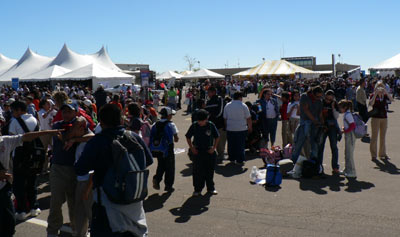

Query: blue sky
<box><xmin>0</xmin><ymin>0</ymin><xmax>399</xmax><ymax>73</ymax></box>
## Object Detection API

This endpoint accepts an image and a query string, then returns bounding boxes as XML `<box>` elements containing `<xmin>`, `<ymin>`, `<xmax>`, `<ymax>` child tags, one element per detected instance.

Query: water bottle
<box><xmin>250</xmin><ymin>166</ymin><xmax>258</xmax><ymax>183</ymax></box>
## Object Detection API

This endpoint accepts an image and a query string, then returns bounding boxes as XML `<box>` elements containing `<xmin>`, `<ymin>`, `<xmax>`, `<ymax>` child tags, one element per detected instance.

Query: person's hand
<box><xmin>207</xmin><ymin>147</ymin><xmax>215</xmax><ymax>154</ymax></box>
<box><xmin>190</xmin><ymin>147</ymin><xmax>198</xmax><ymax>155</ymax></box>
<box><xmin>0</xmin><ymin>170</ymin><xmax>12</xmax><ymax>181</ymax></box>
<box><xmin>82</xmin><ymin>189</ymin><xmax>91</xmax><ymax>201</ymax></box>
<box><xmin>63</xmin><ymin>138</ymin><xmax>75</xmax><ymax>150</ymax></box>
<box><xmin>248</xmin><ymin>127</ymin><xmax>253</xmax><ymax>134</ymax></box>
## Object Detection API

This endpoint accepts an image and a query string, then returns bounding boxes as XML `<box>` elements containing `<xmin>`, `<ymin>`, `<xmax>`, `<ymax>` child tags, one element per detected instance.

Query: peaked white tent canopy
<box><xmin>181</xmin><ymin>68</ymin><xmax>224</xmax><ymax>80</ymax></box>
<box><xmin>157</xmin><ymin>71</ymin><xmax>182</xmax><ymax>80</ymax></box>
<box><xmin>21</xmin><ymin>65</ymin><xmax>71</xmax><ymax>81</ymax></box>
<box><xmin>0</xmin><ymin>48</ymin><xmax>54</xmax><ymax>82</ymax></box>
<box><xmin>48</xmin><ymin>44</ymin><xmax>121</xmax><ymax>71</ymax></box>
<box><xmin>233</xmin><ymin>60</ymin><xmax>320</xmax><ymax>79</ymax></box>
<box><xmin>180</xmin><ymin>70</ymin><xmax>194</xmax><ymax>76</ymax></box>
<box><xmin>0</xmin><ymin>54</ymin><xmax>17</xmax><ymax>75</ymax></box>
<box><xmin>369</xmin><ymin>53</ymin><xmax>400</xmax><ymax>71</ymax></box>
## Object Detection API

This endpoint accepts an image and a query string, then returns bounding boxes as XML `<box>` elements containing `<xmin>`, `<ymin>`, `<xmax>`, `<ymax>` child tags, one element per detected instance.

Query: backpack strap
<box><xmin>16</xmin><ymin>117</ymin><xmax>31</xmax><ymax>133</ymax></box>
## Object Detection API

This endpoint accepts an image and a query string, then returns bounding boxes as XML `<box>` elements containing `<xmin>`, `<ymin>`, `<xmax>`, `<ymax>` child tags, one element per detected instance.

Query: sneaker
<box><xmin>345</xmin><ymin>173</ymin><xmax>357</xmax><ymax>179</ymax></box>
<box><xmin>338</xmin><ymin>170</ymin><xmax>346</xmax><ymax>176</ymax></box>
<box><xmin>15</xmin><ymin>212</ymin><xmax>26</xmax><ymax>221</ymax></box>
<box><xmin>208</xmin><ymin>190</ymin><xmax>218</xmax><ymax>195</ymax></box>
<box><xmin>192</xmin><ymin>191</ymin><xmax>201</xmax><ymax>196</ymax></box>
<box><xmin>235</xmin><ymin>161</ymin><xmax>245</xmax><ymax>166</ymax></box>
<box><xmin>30</xmin><ymin>208</ymin><xmax>41</xmax><ymax>217</ymax></box>
<box><xmin>152</xmin><ymin>179</ymin><xmax>160</xmax><ymax>190</ymax></box>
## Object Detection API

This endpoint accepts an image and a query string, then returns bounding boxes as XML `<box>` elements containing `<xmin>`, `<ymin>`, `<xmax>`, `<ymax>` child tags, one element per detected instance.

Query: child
<box><xmin>280</xmin><ymin>92</ymin><xmax>291</xmax><ymax>146</ymax></box>
<box><xmin>287</xmin><ymin>90</ymin><xmax>300</xmax><ymax>143</ymax></box>
<box><xmin>338</xmin><ymin>100</ymin><xmax>357</xmax><ymax>179</ymax></box>
<box><xmin>185</xmin><ymin>109</ymin><xmax>220</xmax><ymax>196</ymax></box>
<box><xmin>150</xmin><ymin>107</ymin><xmax>179</xmax><ymax>192</ymax></box>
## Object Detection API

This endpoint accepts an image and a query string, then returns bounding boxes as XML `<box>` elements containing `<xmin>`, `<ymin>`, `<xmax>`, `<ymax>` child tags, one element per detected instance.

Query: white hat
<box><xmin>160</xmin><ymin>107</ymin><xmax>176</xmax><ymax>116</ymax></box>
<box><xmin>83</xmin><ymin>99</ymin><xmax>92</xmax><ymax>107</ymax></box>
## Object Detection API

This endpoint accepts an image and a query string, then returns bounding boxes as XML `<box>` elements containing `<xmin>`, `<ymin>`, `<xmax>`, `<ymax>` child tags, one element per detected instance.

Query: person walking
<box><xmin>356</xmin><ymin>79</ymin><xmax>369</xmax><ymax>124</ymax></box>
<box><xmin>223</xmin><ymin>92</ymin><xmax>252</xmax><ymax>165</ymax></box>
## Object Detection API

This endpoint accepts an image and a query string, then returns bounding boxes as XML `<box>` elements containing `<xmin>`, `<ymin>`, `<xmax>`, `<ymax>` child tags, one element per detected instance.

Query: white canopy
<box><xmin>157</xmin><ymin>70</ymin><xmax>182</xmax><ymax>80</ymax></box>
<box><xmin>0</xmin><ymin>54</ymin><xmax>17</xmax><ymax>75</ymax></box>
<box><xmin>20</xmin><ymin>65</ymin><xmax>71</xmax><ymax>81</ymax></box>
<box><xmin>369</xmin><ymin>53</ymin><xmax>400</xmax><ymax>71</ymax></box>
<box><xmin>181</xmin><ymin>68</ymin><xmax>224</xmax><ymax>80</ymax></box>
<box><xmin>233</xmin><ymin>60</ymin><xmax>320</xmax><ymax>79</ymax></box>
<box><xmin>0</xmin><ymin>48</ymin><xmax>53</xmax><ymax>82</ymax></box>
<box><xmin>48</xmin><ymin>44</ymin><xmax>121</xmax><ymax>71</ymax></box>
<box><xmin>54</xmin><ymin>63</ymin><xmax>133</xmax><ymax>81</ymax></box>
<box><xmin>180</xmin><ymin>70</ymin><xmax>194</xmax><ymax>76</ymax></box>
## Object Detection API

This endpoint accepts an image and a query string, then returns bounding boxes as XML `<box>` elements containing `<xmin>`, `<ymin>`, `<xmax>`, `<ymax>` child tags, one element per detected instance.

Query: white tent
<box><xmin>0</xmin><ymin>48</ymin><xmax>53</xmax><ymax>82</ymax></box>
<box><xmin>181</xmin><ymin>68</ymin><xmax>224</xmax><ymax>80</ymax></box>
<box><xmin>180</xmin><ymin>70</ymin><xmax>194</xmax><ymax>76</ymax></box>
<box><xmin>48</xmin><ymin>44</ymin><xmax>121</xmax><ymax>71</ymax></box>
<box><xmin>370</xmin><ymin>53</ymin><xmax>400</xmax><ymax>71</ymax></box>
<box><xmin>20</xmin><ymin>65</ymin><xmax>71</xmax><ymax>82</ymax></box>
<box><xmin>157</xmin><ymin>70</ymin><xmax>182</xmax><ymax>80</ymax></box>
<box><xmin>0</xmin><ymin>54</ymin><xmax>17</xmax><ymax>75</ymax></box>
<box><xmin>54</xmin><ymin>63</ymin><xmax>134</xmax><ymax>88</ymax></box>
<box><xmin>233</xmin><ymin>60</ymin><xmax>320</xmax><ymax>79</ymax></box>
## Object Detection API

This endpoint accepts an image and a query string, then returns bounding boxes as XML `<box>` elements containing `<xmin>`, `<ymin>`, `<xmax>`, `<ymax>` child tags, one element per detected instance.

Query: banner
<box><xmin>12</xmin><ymin>78</ymin><xmax>19</xmax><ymax>90</ymax></box>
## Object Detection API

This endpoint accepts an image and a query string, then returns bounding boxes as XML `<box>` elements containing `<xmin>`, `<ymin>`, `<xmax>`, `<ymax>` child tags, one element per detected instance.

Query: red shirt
<box><xmin>110</xmin><ymin>101</ymin><xmax>123</xmax><ymax>111</ymax></box>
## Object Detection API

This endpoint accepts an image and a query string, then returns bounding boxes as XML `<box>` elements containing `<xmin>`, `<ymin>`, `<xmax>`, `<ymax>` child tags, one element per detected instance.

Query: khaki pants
<box><xmin>47</xmin><ymin>164</ymin><xmax>77</xmax><ymax>235</ymax></box>
<box><xmin>344</xmin><ymin>131</ymin><xmax>357</xmax><ymax>177</ymax></box>
<box><xmin>282</xmin><ymin>120</ymin><xmax>292</xmax><ymax>147</ymax></box>
<box><xmin>217</xmin><ymin>128</ymin><xmax>227</xmax><ymax>159</ymax></box>
<box><xmin>40</xmin><ymin>134</ymin><xmax>53</xmax><ymax>171</ymax></box>
<box><xmin>74</xmin><ymin>180</ymin><xmax>93</xmax><ymax>237</ymax></box>
<box><xmin>370</xmin><ymin>118</ymin><xmax>388</xmax><ymax>158</ymax></box>
<box><xmin>289</xmin><ymin>118</ymin><xmax>299</xmax><ymax>144</ymax></box>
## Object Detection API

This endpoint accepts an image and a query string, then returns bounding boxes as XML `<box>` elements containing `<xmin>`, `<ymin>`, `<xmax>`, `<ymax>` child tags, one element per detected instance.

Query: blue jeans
<box><xmin>292</xmin><ymin>120</ymin><xmax>319</xmax><ymax>163</ymax></box>
<box><xmin>317</xmin><ymin>120</ymin><xmax>339</xmax><ymax>170</ymax></box>
<box><xmin>227</xmin><ymin>130</ymin><xmax>247</xmax><ymax>163</ymax></box>
<box><xmin>262</xmin><ymin>118</ymin><xmax>278</xmax><ymax>145</ymax></box>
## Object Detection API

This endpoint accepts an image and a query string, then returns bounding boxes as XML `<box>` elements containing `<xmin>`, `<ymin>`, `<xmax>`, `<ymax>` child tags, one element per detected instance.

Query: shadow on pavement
<box><xmin>180</xmin><ymin>163</ymin><xmax>193</xmax><ymax>177</ymax></box>
<box><xmin>144</xmin><ymin>192</ymin><xmax>172</xmax><ymax>213</ymax></box>
<box><xmin>345</xmin><ymin>179</ymin><xmax>375</xmax><ymax>192</ymax></box>
<box><xmin>373</xmin><ymin>158</ymin><xmax>400</xmax><ymax>175</ymax></box>
<box><xmin>215</xmin><ymin>162</ymin><xmax>248</xmax><ymax>177</ymax></box>
<box><xmin>37</xmin><ymin>195</ymin><xmax>51</xmax><ymax>211</ymax></box>
<box><xmin>169</xmin><ymin>194</ymin><xmax>211</xmax><ymax>223</ymax></box>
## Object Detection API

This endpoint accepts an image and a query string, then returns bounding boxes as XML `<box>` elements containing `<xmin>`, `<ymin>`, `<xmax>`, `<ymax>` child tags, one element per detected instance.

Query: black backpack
<box><xmin>13</xmin><ymin>117</ymin><xmax>46</xmax><ymax>175</ymax></box>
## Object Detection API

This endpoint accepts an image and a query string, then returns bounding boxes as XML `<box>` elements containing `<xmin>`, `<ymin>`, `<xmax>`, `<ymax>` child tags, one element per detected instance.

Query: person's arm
<box><xmin>22</xmin><ymin>129</ymin><xmax>63</xmax><ymax>142</ymax></box>
<box><xmin>384</xmin><ymin>90</ymin><xmax>394</xmax><ymax>102</ymax></box>
<box><xmin>247</xmin><ymin>117</ymin><xmax>253</xmax><ymax>133</ymax></box>
<box><xmin>186</xmin><ymin>137</ymin><xmax>198</xmax><ymax>155</ymax></box>
<box><xmin>173</xmin><ymin>134</ymin><xmax>179</xmax><ymax>143</ymax></box>
<box><xmin>369</xmin><ymin>93</ymin><xmax>378</xmax><ymax>107</ymax></box>
<box><xmin>208</xmin><ymin>137</ymin><xmax>220</xmax><ymax>154</ymax></box>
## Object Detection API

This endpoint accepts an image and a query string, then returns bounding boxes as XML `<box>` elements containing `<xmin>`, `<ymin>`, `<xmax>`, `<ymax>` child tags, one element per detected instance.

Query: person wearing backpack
<box><xmin>186</xmin><ymin>109</ymin><xmax>220</xmax><ymax>196</ymax></box>
<box><xmin>150</xmin><ymin>107</ymin><xmax>179</xmax><ymax>192</ymax></box>
<box><xmin>338</xmin><ymin>100</ymin><xmax>357</xmax><ymax>179</ymax></box>
<box><xmin>75</xmin><ymin>104</ymin><xmax>153</xmax><ymax>236</ymax></box>
<box><xmin>8</xmin><ymin>100</ymin><xmax>43</xmax><ymax>221</ymax></box>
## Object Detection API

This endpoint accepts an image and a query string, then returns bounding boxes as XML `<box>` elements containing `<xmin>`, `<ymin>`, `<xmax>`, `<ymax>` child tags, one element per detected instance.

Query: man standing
<box><xmin>205</xmin><ymin>87</ymin><xmax>226</xmax><ymax>162</ymax></box>
<box><xmin>223</xmin><ymin>92</ymin><xmax>252</xmax><ymax>165</ymax></box>
<box><xmin>167</xmin><ymin>87</ymin><xmax>177</xmax><ymax>110</ymax></box>
<box><xmin>291</xmin><ymin>86</ymin><xmax>324</xmax><ymax>167</ymax></box>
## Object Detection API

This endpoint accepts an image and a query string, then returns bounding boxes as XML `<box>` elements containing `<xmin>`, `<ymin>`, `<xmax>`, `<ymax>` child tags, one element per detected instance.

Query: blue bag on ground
<box><xmin>266</xmin><ymin>164</ymin><xmax>282</xmax><ymax>186</ymax></box>
<box><xmin>102</xmin><ymin>131</ymin><xmax>149</xmax><ymax>204</ymax></box>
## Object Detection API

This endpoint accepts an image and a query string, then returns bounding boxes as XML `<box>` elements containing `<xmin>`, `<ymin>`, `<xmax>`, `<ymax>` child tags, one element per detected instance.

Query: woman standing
<box><xmin>369</xmin><ymin>81</ymin><xmax>394</xmax><ymax>160</ymax></box>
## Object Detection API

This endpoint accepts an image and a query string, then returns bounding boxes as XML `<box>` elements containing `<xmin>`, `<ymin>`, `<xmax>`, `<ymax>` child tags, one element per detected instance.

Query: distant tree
<box><xmin>183</xmin><ymin>54</ymin><xmax>197</xmax><ymax>71</ymax></box>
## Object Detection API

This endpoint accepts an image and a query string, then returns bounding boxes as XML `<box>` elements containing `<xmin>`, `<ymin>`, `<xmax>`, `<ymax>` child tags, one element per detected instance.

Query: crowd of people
<box><xmin>0</xmin><ymin>74</ymin><xmax>398</xmax><ymax>236</ymax></box>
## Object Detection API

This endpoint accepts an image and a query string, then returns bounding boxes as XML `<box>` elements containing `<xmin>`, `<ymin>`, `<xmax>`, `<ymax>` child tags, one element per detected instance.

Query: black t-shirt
<box><xmin>185</xmin><ymin>121</ymin><xmax>219</xmax><ymax>150</ymax></box>
<box><xmin>322</xmin><ymin>100</ymin><xmax>338</xmax><ymax>121</ymax></box>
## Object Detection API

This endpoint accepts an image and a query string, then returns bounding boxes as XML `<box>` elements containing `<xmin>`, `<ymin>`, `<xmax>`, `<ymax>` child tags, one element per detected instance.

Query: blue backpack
<box><xmin>266</xmin><ymin>164</ymin><xmax>282</xmax><ymax>186</ymax></box>
<box><xmin>150</xmin><ymin>121</ymin><xmax>173</xmax><ymax>157</ymax></box>
<box><xmin>102</xmin><ymin>131</ymin><xmax>149</xmax><ymax>204</ymax></box>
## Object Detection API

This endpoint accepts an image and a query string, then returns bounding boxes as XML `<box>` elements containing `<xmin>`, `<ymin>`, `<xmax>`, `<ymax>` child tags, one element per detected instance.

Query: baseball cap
<box><xmin>83</xmin><ymin>99</ymin><xmax>92</xmax><ymax>107</ymax></box>
<box><xmin>60</xmin><ymin>99</ymin><xmax>79</xmax><ymax>111</ymax></box>
<box><xmin>160</xmin><ymin>107</ymin><xmax>176</xmax><ymax>117</ymax></box>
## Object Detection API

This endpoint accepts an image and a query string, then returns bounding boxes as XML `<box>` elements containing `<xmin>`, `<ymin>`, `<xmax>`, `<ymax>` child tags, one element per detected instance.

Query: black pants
<box><xmin>0</xmin><ymin>183</ymin><xmax>16</xmax><ymax>237</ymax></box>
<box><xmin>192</xmin><ymin>151</ymin><xmax>216</xmax><ymax>192</ymax></box>
<box><xmin>153</xmin><ymin>150</ymin><xmax>175</xmax><ymax>189</ymax></box>
<box><xmin>358</xmin><ymin>103</ymin><xmax>369</xmax><ymax>123</ymax></box>
<box><xmin>13</xmin><ymin>172</ymin><xmax>38</xmax><ymax>213</ymax></box>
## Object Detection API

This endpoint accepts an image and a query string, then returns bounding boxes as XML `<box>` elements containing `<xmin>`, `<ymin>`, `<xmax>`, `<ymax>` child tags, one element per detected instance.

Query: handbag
<box><xmin>367</xmin><ymin>107</ymin><xmax>379</xmax><ymax>118</ymax></box>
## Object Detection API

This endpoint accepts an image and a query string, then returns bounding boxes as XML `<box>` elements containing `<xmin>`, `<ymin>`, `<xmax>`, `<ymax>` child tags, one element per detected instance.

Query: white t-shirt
<box><xmin>38</xmin><ymin>109</ymin><xmax>56</xmax><ymax>130</ymax></box>
<box><xmin>75</xmin><ymin>142</ymin><xmax>91</xmax><ymax>181</ymax></box>
<box><xmin>343</xmin><ymin>111</ymin><xmax>354</xmax><ymax>130</ymax></box>
<box><xmin>287</xmin><ymin>101</ymin><xmax>300</xmax><ymax>119</ymax></box>
<box><xmin>9</xmin><ymin>114</ymin><xmax>39</xmax><ymax>135</ymax></box>
<box><xmin>159</xmin><ymin>119</ymin><xmax>179</xmax><ymax>135</ymax></box>
<box><xmin>223</xmin><ymin>100</ymin><xmax>251</xmax><ymax>132</ymax></box>
<box><xmin>0</xmin><ymin>135</ymin><xmax>23</xmax><ymax>190</ymax></box>
<box><xmin>265</xmin><ymin>100</ymin><xmax>277</xmax><ymax>119</ymax></box>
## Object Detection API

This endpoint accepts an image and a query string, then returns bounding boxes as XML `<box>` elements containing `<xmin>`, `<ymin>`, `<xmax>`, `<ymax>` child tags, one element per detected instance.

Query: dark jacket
<box><xmin>205</xmin><ymin>95</ymin><xmax>224</xmax><ymax>129</ymax></box>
